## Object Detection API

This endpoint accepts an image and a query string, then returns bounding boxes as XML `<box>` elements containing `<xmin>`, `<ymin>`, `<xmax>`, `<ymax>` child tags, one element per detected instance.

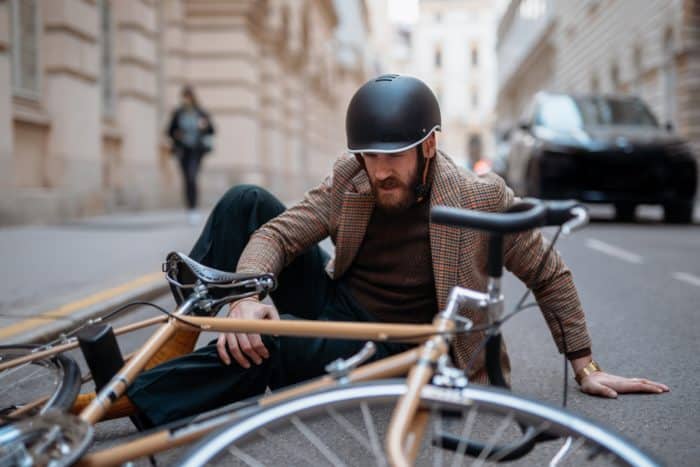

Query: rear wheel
<box><xmin>179</xmin><ymin>380</ymin><xmax>659</xmax><ymax>467</ymax></box>
<box><xmin>663</xmin><ymin>200</ymin><xmax>694</xmax><ymax>224</ymax></box>
<box><xmin>0</xmin><ymin>345</ymin><xmax>81</xmax><ymax>424</ymax></box>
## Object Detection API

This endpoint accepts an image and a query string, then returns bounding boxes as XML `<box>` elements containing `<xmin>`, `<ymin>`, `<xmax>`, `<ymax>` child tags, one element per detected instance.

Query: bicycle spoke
<box><xmin>472</xmin><ymin>412</ymin><xmax>515</xmax><ymax>467</ymax></box>
<box><xmin>227</xmin><ymin>446</ymin><xmax>265</xmax><ymax>467</ymax></box>
<box><xmin>360</xmin><ymin>402</ymin><xmax>387</xmax><ymax>467</ymax></box>
<box><xmin>550</xmin><ymin>436</ymin><xmax>586</xmax><ymax>466</ymax></box>
<box><xmin>0</xmin><ymin>363</ymin><xmax>45</xmax><ymax>394</ymax></box>
<box><xmin>327</xmin><ymin>408</ymin><xmax>372</xmax><ymax>451</ymax></box>
<box><xmin>291</xmin><ymin>416</ymin><xmax>347</xmax><ymax>467</ymax></box>
<box><xmin>488</xmin><ymin>421</ymin><xmax>550</xmax><ymax>463</ymax></box>
<box><xmin>432</xmin><ymin>404</ymin><xmax>443</xmax><ymax>467</ymax></box>
<box><xmin>258</xmin><ymin>428</ymin><xmax>325</xmax><ymax>467</ymax></box>
<box><xmin>449</xmin><ymin>406</ymin><xmax>478</xmax><ymax>467</ymax></box>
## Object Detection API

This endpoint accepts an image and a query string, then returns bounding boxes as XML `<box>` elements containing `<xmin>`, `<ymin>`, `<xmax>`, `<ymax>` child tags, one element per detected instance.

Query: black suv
<box><xmin>507</xmin><ymin>92</ymin><xmax>697</xmax><ymax>223</ymax></box>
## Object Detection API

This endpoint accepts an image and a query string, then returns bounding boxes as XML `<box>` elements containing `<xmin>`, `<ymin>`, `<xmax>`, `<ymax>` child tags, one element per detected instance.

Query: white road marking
<box><xmin>673</xmin><ymin>272</ymin><xmax>700</xmax><ymax>288</ymax></box>
<box><xmin>584</xmin><ymin>238</ymin><xmax>644</xmax><ymax>264</ymax></box>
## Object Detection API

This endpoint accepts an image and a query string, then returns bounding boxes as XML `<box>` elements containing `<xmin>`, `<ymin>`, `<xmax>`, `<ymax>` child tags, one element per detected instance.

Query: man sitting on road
<box><xmin>126</xmin><ymin>75</ymin><xmax>668</xmax><ymax>426</ymax></box>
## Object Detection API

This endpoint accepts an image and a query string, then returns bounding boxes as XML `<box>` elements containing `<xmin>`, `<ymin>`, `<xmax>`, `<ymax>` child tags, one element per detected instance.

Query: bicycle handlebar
<box><xmin>431</xmin><ymin>198</ymin><xmax>587</xmax><ymax>234</ymax></box>
<box><xmin>431</xmin><ymin>199</ymin><xmax>547</xmax><ymax>234</ymax></box>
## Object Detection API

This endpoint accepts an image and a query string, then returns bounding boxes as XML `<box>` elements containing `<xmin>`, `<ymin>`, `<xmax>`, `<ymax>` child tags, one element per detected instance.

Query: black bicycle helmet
<box><xmin>346</xmin><ymin>74</ymin><xmax>441</xmax><ymax>153</ymax></box>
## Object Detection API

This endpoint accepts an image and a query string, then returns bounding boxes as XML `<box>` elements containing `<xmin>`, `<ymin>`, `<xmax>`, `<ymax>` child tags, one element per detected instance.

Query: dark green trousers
<box><xmin>127</xmin><ymin>185</ymin><xmax>410</xmax><ymax>426</ymax></box>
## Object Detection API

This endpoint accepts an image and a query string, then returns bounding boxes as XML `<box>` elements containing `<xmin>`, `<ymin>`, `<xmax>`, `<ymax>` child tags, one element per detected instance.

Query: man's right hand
<box><xmin>216</xmin><ymin>298</ymin><xmax>280</xmax><ymax>368</ymax></box>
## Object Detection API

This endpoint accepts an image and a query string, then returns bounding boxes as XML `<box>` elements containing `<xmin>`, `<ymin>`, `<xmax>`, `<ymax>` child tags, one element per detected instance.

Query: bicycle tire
<box><xmin>0</xmin><ymin>345</ymin><xmax>81</xmax><ymax>422</ymax></box>
<box><xmin>179</xmin><ymin>380</ymin><xmax>659</xmax><ymax>466</ymax></box>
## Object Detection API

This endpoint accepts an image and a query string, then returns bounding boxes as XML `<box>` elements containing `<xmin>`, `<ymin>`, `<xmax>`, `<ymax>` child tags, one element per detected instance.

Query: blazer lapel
<box><xmin>429</xmin><ymin>152</ymin><xmax>464</xmax><ymax>311</ymax></box>
<box><xmin>333</xmin><ymin>171</ymin><xmax>374</xmax><ymax>278</ymax></box>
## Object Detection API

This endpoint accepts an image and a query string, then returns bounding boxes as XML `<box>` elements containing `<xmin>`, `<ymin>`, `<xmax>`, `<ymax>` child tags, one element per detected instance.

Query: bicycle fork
<box><xmin>385</xmin><ymin>278</ymin><xmax>503</xmax><ymax>467</ymax></box>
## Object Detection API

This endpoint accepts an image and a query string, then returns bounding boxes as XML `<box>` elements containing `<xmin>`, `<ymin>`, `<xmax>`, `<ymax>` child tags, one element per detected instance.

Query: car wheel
<box><xmin>614</xmin><ymin>203</ymin><xmax>636</xmax><ymax>222</ymax></box>
<box><xmin>664</xmin><ymin>200</ymin><xmax>694</xmax><ymax>224</ymax></box>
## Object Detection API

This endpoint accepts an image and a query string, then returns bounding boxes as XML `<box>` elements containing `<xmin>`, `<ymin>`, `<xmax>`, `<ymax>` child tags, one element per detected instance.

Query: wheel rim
<box><xmin>180</xmin><ymin>381</ymin><xmax>659</xmax><ymax>467</ymax></box>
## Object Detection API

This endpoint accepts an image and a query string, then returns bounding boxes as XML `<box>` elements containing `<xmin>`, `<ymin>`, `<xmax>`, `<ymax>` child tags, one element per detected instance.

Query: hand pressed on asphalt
<box><xmin>580</xmin><ymin>372</ymin><xmax>670</xmax><ymax>398</ymax></box>
<box><xmin>216</xmin><ymin>298</ymin><xmax>280</xmax><ymax>368</ymax></box>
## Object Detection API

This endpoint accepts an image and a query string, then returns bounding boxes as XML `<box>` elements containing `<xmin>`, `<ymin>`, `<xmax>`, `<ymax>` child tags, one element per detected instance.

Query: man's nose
<box><xmin>374</xmin><ymin>155</ymin><xmax>394</xmax><ymax>179</ymax></box>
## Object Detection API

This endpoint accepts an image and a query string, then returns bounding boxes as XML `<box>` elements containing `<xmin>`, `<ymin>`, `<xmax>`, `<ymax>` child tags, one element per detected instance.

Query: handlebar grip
<box><xmin>544</xmin><ymin>200</ymin><xmax>582</xmax><ymax>226</ymax></box>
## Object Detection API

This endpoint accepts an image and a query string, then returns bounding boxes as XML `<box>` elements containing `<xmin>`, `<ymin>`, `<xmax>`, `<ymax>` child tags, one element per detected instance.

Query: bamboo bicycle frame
<box><xmin>4</xmin><ymin>295</ymin><xmax>459</xmax><ymax>466</ymax></box>
<box><xmin>75</xmin><ymin>309</ymin><xmax>451</xmax><ymax>466</ymax></box>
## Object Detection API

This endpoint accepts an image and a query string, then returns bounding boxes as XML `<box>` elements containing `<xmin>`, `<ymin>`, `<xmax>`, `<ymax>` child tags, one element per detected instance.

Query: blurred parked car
<box><xmin>507</xmin><ymin>92</ymin><xmax>697</xmax><ymax>223</ymax></box>
<box><xmin>491</xmin><ymin>127</ymin><xmax>512</xmax><ymax>183</ymax></box>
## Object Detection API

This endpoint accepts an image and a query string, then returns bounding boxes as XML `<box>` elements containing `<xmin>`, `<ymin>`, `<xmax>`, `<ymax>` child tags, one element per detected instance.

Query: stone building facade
<box><xmin>410</xmin><ymin>0</ymin><xmax>504</xmax><ymax>168</ymax></box>
<box><xmin>496</xmin><ymin>0</ymin><xmax>700</xmax><ymax>158</ymax></box>
<box><xmin>0</xmin><ymin>0</ymin><xmax>371</xmax><ymax>225</ymax></box>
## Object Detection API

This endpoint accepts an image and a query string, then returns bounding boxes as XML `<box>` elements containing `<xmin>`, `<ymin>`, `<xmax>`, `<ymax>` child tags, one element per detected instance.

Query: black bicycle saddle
<box><xmin>163</xmin><ymin>251</ymin><xmax>276</xmax><ymax>305</ymax></box>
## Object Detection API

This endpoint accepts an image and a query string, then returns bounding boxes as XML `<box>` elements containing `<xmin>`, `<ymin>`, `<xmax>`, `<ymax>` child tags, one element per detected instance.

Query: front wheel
<box><xmin>179</xmin><ymin>380</ymin><xmax>659</xmax><ymax>467</ymax></box>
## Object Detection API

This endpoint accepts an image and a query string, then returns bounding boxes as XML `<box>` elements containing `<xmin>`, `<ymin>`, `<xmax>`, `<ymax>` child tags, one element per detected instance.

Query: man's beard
<box><xmin>371</xmin><ymin>169</ymin><xmax>420</xmax><ymax>215</ymax></box>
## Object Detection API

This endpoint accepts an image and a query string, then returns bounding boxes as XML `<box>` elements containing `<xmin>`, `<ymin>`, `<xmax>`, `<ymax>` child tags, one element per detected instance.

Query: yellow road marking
<box><xmin>0</xmin><ymin>272</ymin><xmax>163</xmax><ymax>340</ymax></box>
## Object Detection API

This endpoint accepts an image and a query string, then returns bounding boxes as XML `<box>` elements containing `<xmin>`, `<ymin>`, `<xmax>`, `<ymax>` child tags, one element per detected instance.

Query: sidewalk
<box><xmin>0</xmin><ymin>210</ymin><xmax>206</xmax><ymax>344</ymax></box>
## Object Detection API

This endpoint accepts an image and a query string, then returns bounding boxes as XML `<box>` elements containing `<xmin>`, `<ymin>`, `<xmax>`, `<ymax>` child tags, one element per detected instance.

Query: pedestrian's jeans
<box><xmin>177</xmin><ymin>147</ymin><xmax>203</xmax><ymax>209</ymax></box>
<box><xmin>127</xmin><ymin>185</ymin><xmax>411</xmax><ymax>426</ymax></box>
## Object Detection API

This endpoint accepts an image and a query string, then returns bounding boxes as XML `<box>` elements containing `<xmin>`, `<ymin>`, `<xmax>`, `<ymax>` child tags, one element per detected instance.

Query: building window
<box><xmin>100</xmin><ymin>0</ymin><xmax>116</xmax><ymax>117</ymax></box>
<box><xmin>10</xmin><ymin>0</ymin><xmax>40</xmax><ymax>98</ymax></box>
<box><xmin>610</xmin><ymin>62</ymin><xmax>620</xmax><ymax>91</ymax></box>
<box><xmin>471</xmin><ymin>89</ymin><xmax>479</xmax><ymax>109</ymax></box>
<box><xmin>435</xmin><ymin>46</ymin><xmax>442</xmax><ymax>68</ymax></box>
<box><xmin>435</xmin><ymin>12</ymin><xmax>442</xmax><ymax>23</ymax></box>
<box><xmin>471</xmin><ymin>46</ymin><xmax>479</xmax><ymax>67</ymax></box>
<box><xmin>591</xmin><ymin>74</ymin><xmax>600</xmax><ymax>93</ymax></box>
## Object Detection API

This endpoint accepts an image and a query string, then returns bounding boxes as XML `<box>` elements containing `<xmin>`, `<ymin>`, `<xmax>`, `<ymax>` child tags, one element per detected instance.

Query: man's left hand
<box><xmin>579</xmin><ymin>372</ymin><xmax>670</xmax><ymax>398</ymax></box>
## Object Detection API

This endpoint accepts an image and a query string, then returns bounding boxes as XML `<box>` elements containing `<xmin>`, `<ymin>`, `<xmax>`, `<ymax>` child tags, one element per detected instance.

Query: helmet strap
<box><xmin>414</xmin><ymin>144</ymin><xmax>432</xmax><ymax>203</ymax></box>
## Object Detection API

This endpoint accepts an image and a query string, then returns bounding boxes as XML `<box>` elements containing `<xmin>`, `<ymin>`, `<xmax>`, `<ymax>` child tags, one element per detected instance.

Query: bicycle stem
<box><xmin>441</xmin><ymin>277</ymin><xmax>504</xmax><ymax>328</ymax></box>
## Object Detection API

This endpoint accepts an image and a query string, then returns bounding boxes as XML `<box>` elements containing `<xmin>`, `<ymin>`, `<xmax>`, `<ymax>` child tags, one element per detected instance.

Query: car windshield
<box><xmin>535</xmin><ymin>95</ymin><xmax>658</xmax><ymax>132</ymax></box>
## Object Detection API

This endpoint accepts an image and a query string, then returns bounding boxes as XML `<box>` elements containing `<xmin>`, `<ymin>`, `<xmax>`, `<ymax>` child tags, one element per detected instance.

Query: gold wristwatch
<box><xmin>575</xmin><ymin>360</ymin><xmax>602</xmax><ymax>384</ymax></box>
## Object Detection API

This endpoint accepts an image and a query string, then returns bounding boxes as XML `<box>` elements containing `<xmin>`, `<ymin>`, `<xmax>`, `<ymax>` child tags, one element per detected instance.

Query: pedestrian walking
<box><xmin>167</xmin><ymin>85</ymin><xmax>215</xmax><ymax>224</ymax></box>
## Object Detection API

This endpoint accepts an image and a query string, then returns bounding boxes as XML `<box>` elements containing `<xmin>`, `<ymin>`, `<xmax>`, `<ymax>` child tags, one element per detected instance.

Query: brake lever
<box><xmin>561</xmin><ymin>206</ymin><xmax>589</xmax><ymax>236</ymax></box>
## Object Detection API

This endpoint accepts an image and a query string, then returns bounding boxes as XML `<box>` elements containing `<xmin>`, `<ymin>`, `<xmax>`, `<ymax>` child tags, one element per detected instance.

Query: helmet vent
<box><xmin>375</xmin><ymin>74</ymin><xmax>399</xmax><ymax>82</ymax></box>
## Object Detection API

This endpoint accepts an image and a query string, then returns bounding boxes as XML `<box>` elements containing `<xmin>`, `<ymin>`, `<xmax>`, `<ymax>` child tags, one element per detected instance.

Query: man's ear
<box><xmin>423</xmin><ymin>133</ymin><xmax>437</xmax><ymax>159</ymax></box>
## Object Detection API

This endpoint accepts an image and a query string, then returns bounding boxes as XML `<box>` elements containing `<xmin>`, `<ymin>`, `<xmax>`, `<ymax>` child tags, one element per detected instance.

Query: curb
<box><xmin>5</xmin><ymin>281</ymin><xmax>171</xmax><ymax>345</ymax></box>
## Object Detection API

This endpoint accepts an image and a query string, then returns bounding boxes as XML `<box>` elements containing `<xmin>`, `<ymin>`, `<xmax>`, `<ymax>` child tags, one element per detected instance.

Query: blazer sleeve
<box><xmin>497</xmin><ymin>180</ymin><xmax>592</xmax><ymax>356</ymax></box>
<box><xmin>236</xmin><ymin>176</ymin><xmax>333</xmax><ymax>276</ymax></box>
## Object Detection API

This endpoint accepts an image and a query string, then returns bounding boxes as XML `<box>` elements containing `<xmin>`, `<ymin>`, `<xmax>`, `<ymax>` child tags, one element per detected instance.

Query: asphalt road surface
<box><xmin>64</xmin><ymin>207</ymin><xmax>699</xmax><ymax>465</ymax></box>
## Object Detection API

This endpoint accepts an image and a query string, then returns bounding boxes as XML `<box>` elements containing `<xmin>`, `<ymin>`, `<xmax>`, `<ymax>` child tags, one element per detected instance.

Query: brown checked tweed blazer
<box><xmin>238</xmin><ymin>151</ymin><xmax>592</xmax><ymax>383</ymax></box>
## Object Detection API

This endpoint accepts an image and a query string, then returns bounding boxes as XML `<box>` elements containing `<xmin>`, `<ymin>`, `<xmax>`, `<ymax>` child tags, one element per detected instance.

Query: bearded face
<box><xmin>361</xmin><ymin>149</ymin><xmax>420</xmax><ymax>214</ymax></box>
